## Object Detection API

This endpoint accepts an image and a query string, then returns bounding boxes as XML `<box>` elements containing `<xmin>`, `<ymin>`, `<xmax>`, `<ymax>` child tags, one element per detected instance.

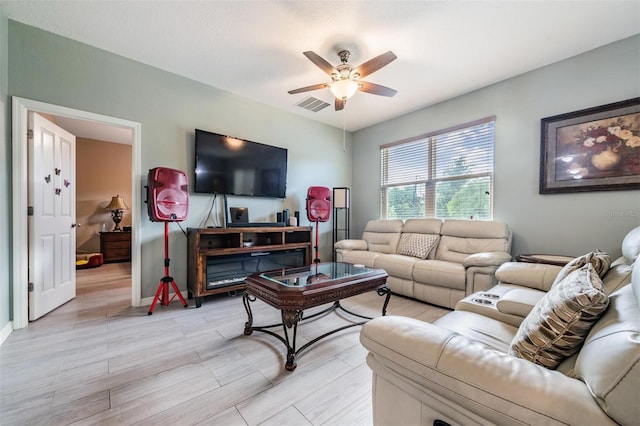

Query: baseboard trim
<box><xmin>0</xmin><ymin>321</ymin><xmax>13</xmax><ymax>346</ymax></box>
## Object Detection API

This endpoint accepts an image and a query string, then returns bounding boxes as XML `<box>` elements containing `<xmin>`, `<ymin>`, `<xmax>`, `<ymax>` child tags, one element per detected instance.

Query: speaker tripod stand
<box><xmin>312</xmin><ymin>219</ymin><xmax>322</xmax><ymax>264</ymax></box>
<box><xmin>148</xmin><ymin>221</ymin><xmax>188</xmax><ymax>315</ymax></box>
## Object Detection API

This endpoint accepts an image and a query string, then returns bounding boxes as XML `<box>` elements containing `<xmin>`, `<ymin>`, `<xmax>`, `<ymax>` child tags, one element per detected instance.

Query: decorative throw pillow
<box><xmin>552</xmin><ymin>250</ymin><xmax>611</xmax><ymax>287</ymax></box>
<box><xmin>397</xmin><ymin>233</ymin><xmax>439</xmax><ymax>259</ymax></box>
<box><xmin>509</xmin><ymin>263</ymin><xmax>609</xmax><ymax>369</ymax></box>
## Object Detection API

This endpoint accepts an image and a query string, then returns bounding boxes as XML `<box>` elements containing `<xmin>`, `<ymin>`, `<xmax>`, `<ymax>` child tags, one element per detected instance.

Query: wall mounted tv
<box><xmin>194</xmin><ymin>129</ymin><xmax>288</xmax><ymax>198</ymax></box>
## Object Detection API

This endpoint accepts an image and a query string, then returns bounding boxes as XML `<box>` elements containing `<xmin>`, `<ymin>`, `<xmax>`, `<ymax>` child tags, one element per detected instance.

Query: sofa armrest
<box><xmin>462</xmin><ymin>252</ymin><xmax>512</xmax><ymax>295</ymax></box>
<box><xmin>361</xmin><ymin>316</ymin><xmax>615</xmax><ymax>425</ymax></box>
<box><xmin>463</xmin><ymin>251</ymin><xmax>512</xmax><ymax>267</ymax></box>
<box><xmin>334</xmin><ymin>239</ymin><xmax>368</xmax><ymax>251</ymax></box>
<box><xmin>495</xmin><ymin>262</ymin><xmax>563</xmax><ymax>291</ymax></box>
<box><xmin>495</xmin><ymin>288</ymin><xmax>545</xmax><ymax>318</ymax></box>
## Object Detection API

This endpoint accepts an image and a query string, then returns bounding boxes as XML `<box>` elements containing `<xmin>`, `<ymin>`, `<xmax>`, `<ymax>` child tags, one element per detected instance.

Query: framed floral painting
<box><xmin>540</xmin><ymin>98</ymin><xmax>640</xmax><ymax>193</ymax></box>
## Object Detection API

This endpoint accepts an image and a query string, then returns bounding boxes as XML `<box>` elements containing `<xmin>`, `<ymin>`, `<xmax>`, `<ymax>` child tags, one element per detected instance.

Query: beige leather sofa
<box><xmin>335</xmin><ymin>219</ymin><xmax>512</xmax><ymax>308</ymax></box>
<box><xmin>360</xmin><ymin>227</ymin><xmax>640</xmax><ymax>425</ymax></box>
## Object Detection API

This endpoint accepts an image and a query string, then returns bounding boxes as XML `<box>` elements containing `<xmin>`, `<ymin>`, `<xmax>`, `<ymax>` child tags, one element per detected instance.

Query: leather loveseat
<box><xmin>335</xmin><ymin>219</ymin><xmax>512</xmax><ymax>309</ymax></box>
<box><xmin>360</xmin><ymin>226</ymin><xmax>640</xmax><ymax>425</ymax></box>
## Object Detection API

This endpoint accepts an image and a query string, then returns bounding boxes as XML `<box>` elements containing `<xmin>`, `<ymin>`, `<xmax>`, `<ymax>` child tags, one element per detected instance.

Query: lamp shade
<box><xmin>105</xmin><ymin>195</ymin><xmax>128</xmax><ymax>211</ymax></box>
<box><xmin>330</xmin><ymin>79</ymin><xmax>359</xmax><ymax>100</ymax></box>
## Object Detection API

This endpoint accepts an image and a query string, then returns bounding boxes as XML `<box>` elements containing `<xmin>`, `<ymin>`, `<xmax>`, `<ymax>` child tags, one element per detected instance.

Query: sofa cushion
<box><xmin>602</xmin><ymin>256</ymin><xmax>634</xmax><ymax>294</ymax></box>
<box><xmin>434</xmin><ymin>310</ymin><xmax>518</xmax><ymax>352</ymax></box>
<box><xmin>397</xmin><ymin>233</ymin><xmax>439</xmax><ymax>259</ymax></box>
<box><xmin>401</xmin><ymin>218</ymin><xmax>442</xmax><ymax>234</ymax></box>
<box><xmin>440</xmin><ymin>219</ymin><xmax>511</xmax><ymax>240</ymax></box>
<box><xmin>434</xmin><ymin>220</ymin><xmax>511</xmax><ymax>264</ymax></box>
<box><xmin>621</xmin><ymin>225</ymin><xmax>640</xmax><ymax>263</ymax></box>
<box><xmin>362</xmin><ymin>219</ymin><xmax>404</xmax><ymax>254</ymax></box>
<box><xmin>551</xmin><ymin>250</ymin><xmax>611</xmax><ymax>287</ymax></box>
<box><xmin>509</xmin><ymin>264</ymin><xmax>609</xmax><ymax>369</ymax></box>
<box><xmin>374</xmin><ymin>254</ymin><xmax>418</xmax><ymax>280</ymax></box>
<box><xmin>413</xmin><ymin>259</ymin><xmax>466</xmax><ymax>290</ymax></box>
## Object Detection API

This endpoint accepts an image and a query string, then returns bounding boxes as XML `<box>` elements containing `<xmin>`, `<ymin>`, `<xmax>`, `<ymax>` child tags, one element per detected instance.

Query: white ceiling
<box><xmin>54</xmin><ymin>116</ymin><xmax>133</xmax><ymax>145</ymax></box>
<box><xmin>2</xmin><ymin>0</ymin><xmax>639</xmax><ymax>133</ymax></box>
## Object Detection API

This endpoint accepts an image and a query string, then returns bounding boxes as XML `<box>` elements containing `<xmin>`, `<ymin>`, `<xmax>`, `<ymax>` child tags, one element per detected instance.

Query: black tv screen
<box><xmin>194</xmin><ymin>129</ymin><xmax>287</xmax><ymax>198</ymax></box>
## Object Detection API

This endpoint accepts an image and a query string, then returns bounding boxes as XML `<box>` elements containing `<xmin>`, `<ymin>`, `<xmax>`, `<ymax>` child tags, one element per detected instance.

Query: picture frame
<box><xmin>539</xmin><ymin>98</ymin><xmax>640</xmax><ymax>194</ymax></box>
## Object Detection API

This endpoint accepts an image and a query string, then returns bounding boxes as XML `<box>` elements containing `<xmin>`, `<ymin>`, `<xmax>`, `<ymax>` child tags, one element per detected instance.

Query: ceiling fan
<box><xmin>288</xmin><ymin>50</ymin><xmax>398</xmax><ymax>111</ymax></box>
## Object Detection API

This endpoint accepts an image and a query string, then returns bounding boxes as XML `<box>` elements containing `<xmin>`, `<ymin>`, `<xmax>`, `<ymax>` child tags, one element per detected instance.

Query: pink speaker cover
<box><xmin>306</xmin><ymin>186</ymin><xmax>331</xmax><ymax>222</ymax></box>
<box><xmin>147</xmin><ymin>167</ymin><xmax>189</xmax><ymax>222</ymax></box>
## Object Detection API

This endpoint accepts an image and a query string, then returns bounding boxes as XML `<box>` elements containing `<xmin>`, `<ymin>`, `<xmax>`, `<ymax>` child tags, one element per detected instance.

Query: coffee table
<box><xmin>243</xmin><ymin>262</ymin><xmax>390</xmax><ymax>371</ymax></box>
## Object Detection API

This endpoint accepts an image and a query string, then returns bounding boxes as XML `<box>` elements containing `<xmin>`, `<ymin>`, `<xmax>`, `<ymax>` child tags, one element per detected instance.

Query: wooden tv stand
<box><xmin>187</xmin><ymin>226</ymin><xmax>312</xmax><ymax>307</ymax></box>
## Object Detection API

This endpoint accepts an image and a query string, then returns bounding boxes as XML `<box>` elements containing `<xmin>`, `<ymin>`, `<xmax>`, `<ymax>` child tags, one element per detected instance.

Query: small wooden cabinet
<box><xmin>187</xmin><ymin>226</ymin><xmax>312</xmax><ymax>307</ymax></box>
<box><xmin>100</xmin><ymin>231</ymin><xmax>132</xmax><ymax>263</ymax></box>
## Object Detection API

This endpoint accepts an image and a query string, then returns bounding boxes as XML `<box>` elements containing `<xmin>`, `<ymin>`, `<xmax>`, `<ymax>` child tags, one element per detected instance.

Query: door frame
<box><xmin>12</xmin><ymin>96</ymin><xmax>142</xmax><ymax>329</ymax></box>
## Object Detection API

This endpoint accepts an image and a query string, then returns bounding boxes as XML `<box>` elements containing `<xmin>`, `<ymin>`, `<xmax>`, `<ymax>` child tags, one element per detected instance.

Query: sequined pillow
<box><xmin>397</xmin><ymin>233</ymin><xmax>439</xmax><ymax>259</ymax></box>
<box><xmin>552</xmin><ymin>250</ymin><xmax>611</xmax><ymax>287</ymax></box>
<box><xmin>509</xmin><ymin>263</ymin><xmax>609</xmax><ymax>369</ymax></box>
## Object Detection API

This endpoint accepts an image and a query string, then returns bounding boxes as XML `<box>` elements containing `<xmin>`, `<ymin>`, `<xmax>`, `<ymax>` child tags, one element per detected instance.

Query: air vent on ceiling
<box><xmin>295</xmin><ymin>96</ymin><xmax>330</xmax><ymax>112</ymax></box>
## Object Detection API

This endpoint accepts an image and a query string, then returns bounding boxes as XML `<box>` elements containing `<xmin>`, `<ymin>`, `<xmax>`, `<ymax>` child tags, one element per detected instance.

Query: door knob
<box><xmin>71</xmin><ymin>223</ymin><xmax>81</xmax><ymax>228</ymax></box>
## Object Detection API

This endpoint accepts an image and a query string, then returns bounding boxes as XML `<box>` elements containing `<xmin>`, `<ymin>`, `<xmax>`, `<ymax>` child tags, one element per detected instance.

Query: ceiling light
<box><xmin>330</xmin><ymin>79</ymin><xmax>359</xmax><ymax>100</ymax></box>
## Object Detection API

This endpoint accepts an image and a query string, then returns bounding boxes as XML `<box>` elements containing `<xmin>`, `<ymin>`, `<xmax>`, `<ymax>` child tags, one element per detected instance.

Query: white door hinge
<box><xmin>27</xmin><ymin>129</ymin><xmax>34</xmax><ymax>139</ymax></box>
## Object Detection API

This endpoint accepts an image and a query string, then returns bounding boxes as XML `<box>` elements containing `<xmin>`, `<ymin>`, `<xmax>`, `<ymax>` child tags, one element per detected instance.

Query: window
<box><xmin>380</xmin><ymin>117</ymin><xmax>495</xmax><ymax>220</ymax></box>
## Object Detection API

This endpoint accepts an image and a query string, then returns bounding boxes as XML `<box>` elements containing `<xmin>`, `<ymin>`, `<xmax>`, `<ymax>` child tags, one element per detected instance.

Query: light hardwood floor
<box><xmin>0</xmin><ymin>262</ymin><xmax>449</xmax><ymax>425</ymax></box>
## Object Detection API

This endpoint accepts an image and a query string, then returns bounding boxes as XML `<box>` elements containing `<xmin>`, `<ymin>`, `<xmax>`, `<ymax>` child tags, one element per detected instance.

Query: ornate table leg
<box><xmin>242</xmin><ymin>283</ymin><xmax>390</xmax><ymax>371</ymax></box>
<box><xmin>243</xmin><ymin>292</ymin><xmax>255</xmax><ymax>335</ymax></box>
<box><xmin>282</xmin><ymin>309</ymin><xmax>303</xmax><ymax>371</ymax></box>
<box><xmin>377</xmin><ymin>285</ymin><xmax>391</xmax><ymax>316</ymax></box>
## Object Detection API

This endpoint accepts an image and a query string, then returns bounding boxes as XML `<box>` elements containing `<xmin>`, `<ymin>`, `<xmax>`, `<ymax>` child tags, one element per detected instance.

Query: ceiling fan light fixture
<box><xmin>330</xmin><ymin>79</ymin><xmax>359</xmax><ymax>100</ymax></box>
<box><xmin>289</xmin><ymin>49</ymin><xmax>397</xmax><ymax>110</ymax></box>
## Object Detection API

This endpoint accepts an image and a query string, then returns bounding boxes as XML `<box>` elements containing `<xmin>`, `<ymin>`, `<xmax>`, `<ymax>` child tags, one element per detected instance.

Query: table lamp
<box><xmin>105</xmin><ymin>195</ymin><xmax>129</xmax><ymax>231</ymax></box>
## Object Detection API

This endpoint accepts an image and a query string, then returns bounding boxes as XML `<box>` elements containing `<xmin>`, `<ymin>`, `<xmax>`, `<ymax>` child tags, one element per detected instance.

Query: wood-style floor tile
<box><xmin>0</xmin><ymin>262</ymin><xmax>449</xmax><ymax>425</ymax></box>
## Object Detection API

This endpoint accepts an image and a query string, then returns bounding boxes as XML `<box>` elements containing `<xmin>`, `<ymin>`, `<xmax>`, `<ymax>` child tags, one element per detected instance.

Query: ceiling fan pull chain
<box><xmin>342</xmin><ymin>107</ymin><xmax>349</xmax><ymax>152</ymax></box>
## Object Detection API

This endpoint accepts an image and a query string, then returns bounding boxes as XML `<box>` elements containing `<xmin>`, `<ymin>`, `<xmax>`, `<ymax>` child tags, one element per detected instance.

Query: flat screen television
<box><xmin>194</xmin><ymin>129</ymin><xmax>287</xmax><ymax>198</ymax></box>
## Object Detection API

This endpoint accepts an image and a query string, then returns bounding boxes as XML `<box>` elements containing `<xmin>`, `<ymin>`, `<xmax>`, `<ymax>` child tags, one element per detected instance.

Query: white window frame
<box><xmin>380</xmin><ymin>116</ymin><xmax>496</xmax><ymax>220</ymax></box>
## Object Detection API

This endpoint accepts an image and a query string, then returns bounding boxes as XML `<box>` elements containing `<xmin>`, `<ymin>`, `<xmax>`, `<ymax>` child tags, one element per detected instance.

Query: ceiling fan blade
<box><xmin>354</xmin><ymin>51</ymin><xmax>397</xmax><ymax>78</ymax></box>
<box><xmin>335</xmin><ymin>98</ymin><xmax>346</xmax><ymax>111</ymax></box>
<box><xmin>357</xmin><ymin>81</ymin><xmax>397</xmax><ymax>97</ymax></box>
<box><xmin>288</xmin><ymin>83</ymin><xmax>329</xmax><ymax>94</ymax></box>
<box><xmin>303</xmin><ymin>51</ymin><xmax>336</xmax><ymax>75</ymax></box>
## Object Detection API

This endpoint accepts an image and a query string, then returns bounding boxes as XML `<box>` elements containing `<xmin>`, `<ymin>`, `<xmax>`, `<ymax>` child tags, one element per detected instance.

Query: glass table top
<box><xmin>259</xmin><ymin>262</ymin><xmax>375</xmax><ymax>287</ymax></box>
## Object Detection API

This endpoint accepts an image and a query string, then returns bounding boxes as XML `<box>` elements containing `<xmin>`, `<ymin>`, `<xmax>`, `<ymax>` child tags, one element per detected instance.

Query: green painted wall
<box><xmin>5</xmin><ymin>21</ymin><xmax>352</xmax><ymax>317</ymax></box>
<box><xmin>352</xmin><ymin>35</ymin><xmax>640</xmax><ymax>258</ymax></box>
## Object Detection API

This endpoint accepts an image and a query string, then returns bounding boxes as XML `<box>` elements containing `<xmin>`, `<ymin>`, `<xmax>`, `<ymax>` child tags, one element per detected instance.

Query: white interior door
<box><xmin>28</xmin><ymin>112</ymin><xmax>77</xmax><ymax>321</ymax></box>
